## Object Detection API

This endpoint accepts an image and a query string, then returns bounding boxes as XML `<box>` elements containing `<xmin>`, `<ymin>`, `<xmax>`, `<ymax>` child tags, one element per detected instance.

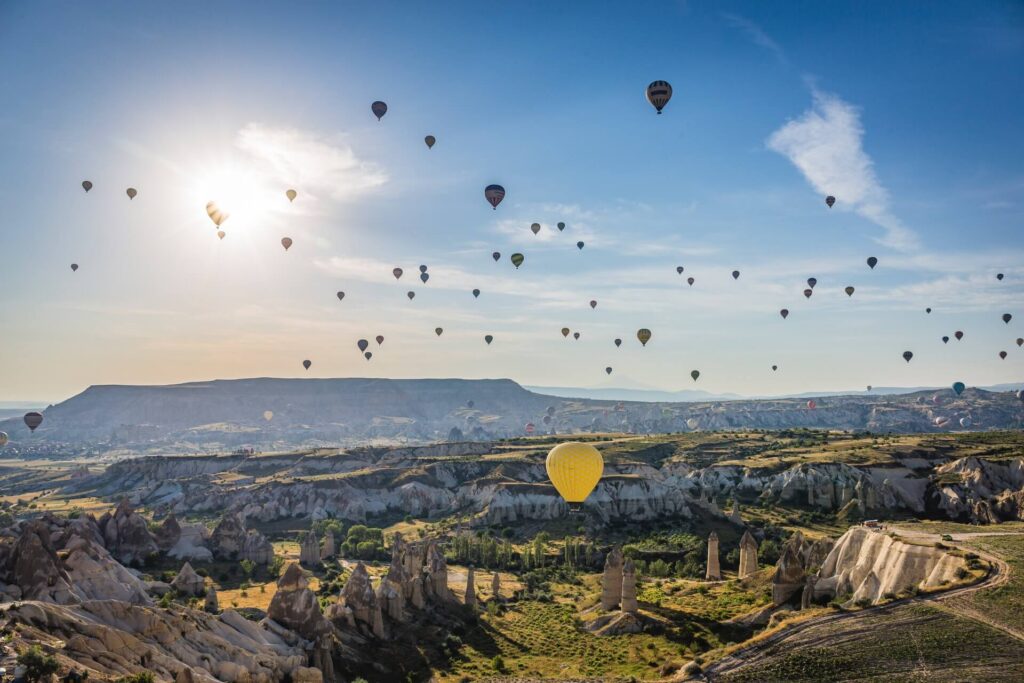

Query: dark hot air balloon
<box><xmin>646</xmin><ymin>80</ymin><xmax>673</xmax><ymax>114</ymax></box>
<box><xmin>997</xmin><ymin>273</ymin><xmax>1004</xmax><ymax>281</ymax></box>
<box><xmin>420</xmin><ymin>272</ymin><xmax>429</xmax><ymax>283</ymax></box>
<box><xmin>435</xmin><ymin>327</ymin><xmax>443</xmax><ymax>336</ymax></box>
<box><xmin>952</xmin><ymin>382</ymin><xmax>966</xmax><ymax>396</ymax></box>
<box><xmin>1017</xmin><ymin>338</ymin><xmax>1023</xmax><ymax>347</ymax></box>
<box><xmin>732</xmin><ymin>270</ymin><xmax>740</xmax><ymax>280</ymax></box>
<box><xmin>281</xmin><ymin>237</ymin><xmax>293</xmax><ymax>251</ymax></box>
<box><xmin>676</xmin><ymin>266</ymin><xmax>684</xmax><ymax>274</ymax></box>
<box><xmin>70</xmin><ymin>263</ymin><xmax>78</xmax><ymax>272</ymax></box>
<box><xmin>393</xmin><ymin>268</ymin><xmax>403</xmax><ymax>279</ymax></box>
<box><xmin>357</xmin><ymin>339</ymin><xmax>369</xmax><ymax>352</ymax></box>
<box><xmin>780</xmin><ymin>309</ymin><xmax>789</xmax><ymax>319</ymax></box>
<box><xmin>81</xmin><ymin>180</ymin><xmax>92</xmax><ymax>192</ymax></box>
<box><xmin>126</xmin><ymin>187</ymin><xmax>137</xmax><ymax>200</ymax></box>
<box><xmin>573</xmin><ymin>332</ymin><xmax>580</xmax><ymax>340</ymax></box>
<box><xmin>826</xmin><ymin>195</ymin><xmax>836</xmax><ymax>208</ymax></box>
<box><xmin>606</xmin><ymin>367</ymin><xmax>613</xmax><ymax>375</ymax></box>
<box><xmin>407</xmin><ymin>291</ymin><xmax>415</xmax><ymax>300</ymax></box>
<box><xmin>942</xmin><ymin>336</ymin><xmax>949</xmax><ymax>344</ymax></box>
<box><xmin>955</xmin><ymin>331</ymin><xmax>964</xmax><ymax>341</ymax></box>
<box><xmin>23</xmin><ymin>412</ymin><xmax>43</xmax><ymax>432</ymax></box>
<box><xmin>484</xmin><ymin>184</ymin><xmax>505</xmax><ymax>209</ymax></box>
<box><xmin>531</xmin><ymin>223</ymin><xmax>541</xmax><ymax>235</ymax></box>
<box><xmin>472</xmin><ymin>289</ymin><xmax>480</xmax><ymax>298</ymax></box>
<box><xmin>375</xmin><ymin>335</ymin><xmax>384</xmax><ymax>346</ymax></box>
<box><xmin>867</xmin><ymin>256</ymin><xmax>878</xmax><ymax>269</ymax></box>
<box><xmin>371</xmin><ymin>101</ymin><xmax>387</xmax><ymax>120</ymax></box>
<box><xmin>903</xmin><ymin>351</ymin><xmax>914</xmax><ymax>362</ymax></box>
<box><xmin>364</xmin><ymin>352</ymin><xmax>372</xmax><ymax>360</ymax></box>
<box><xmin>614</xmin><ymin>338</ymin><xmax>622</xmax><ymax>347</ymax></box>
<box><xmin>687</xmin><ymin>277</ymin><xmax>695</xmax><ymax>286</ymax></box>
<box><xmin>1000</xmin><ymin>351</ymin><xmax>1008</xmax><ymax>359</ymax></box>
<box><xmin>589</xmin><ymin>300</ymin><xmax>597</xmax><ymax>309</ymax></box>
<box><xmin>302</xmin><ymin>360</ymin><xmax>311</xmax><ymax>370</ymax></box>
<box><xmin>690</xmin><ymin>370</ymin><xmax>700</xmax><ymax>381</ymax></box>
<box><xmin>337</xmin><ymin>292</ymin><xmax>345</xmax><ymax>301</ymax></box>
<box><xmin>803</xmin><ymin>289</ymin><xmax>813</xmax><ymax>299</ymax></box>
<box><xmin>577</xmin><ymin>241</ymin><xmax>585</xmax><ymax>250</ymax></box>
<box><xmin>492</xmin><ymin>252</ymin><xmax>500</xmax><ymax>262</ymax></box>
<box><xmin>419</xmin><ymin>265</ymin><xmax>427</xmax><ymax>273</ymax></box>
<box><xmin>637</xmin><ymin>328</ymin><xmax>652</xmax><ymax>346</ymax></box>
<box><xmin>510</xmin><ymin>253</ymin><xmax>524</xmax><ymax>268</ymax></box>
<box><xmin>557</xmin><ymin>222</ymin><xmax>565</xmax><ymax>231</ymax></box>
<box><xmin>926</xmin><ymin>308</ymin><xmax>932</xmax><ymax>314</ymax></box>
<box><xmin>484</xmin><ymin>335</ymin><xmax>493</xmax><ymax>345</ymax></box>
<box><xmin>561</xmin><ymin>328</ymin><xmax>570</xmax><ymax>338</ymax></box>
<box><xmin>771</xmin><ymin>365</ymin><xmax>778</xmax><ymax>371</ymax></box>
<box><xmin>424</xmin><ymin>135</ymin><xmax>435</xmax><ymax>149</ymax></box>
<box><xmin>807</xmin><ymin>278</ymin><xmax>817</xmax><ymax>289</ymax></box>
<box><xmin>845</xmin><ymin>286</ymin><xmax>855</xmax><ymax>296</ymax></box>
<box><xmin>1003</xmin><ymin>313</ymin><xmax>1012</xmax><ymax>324</ymax></box>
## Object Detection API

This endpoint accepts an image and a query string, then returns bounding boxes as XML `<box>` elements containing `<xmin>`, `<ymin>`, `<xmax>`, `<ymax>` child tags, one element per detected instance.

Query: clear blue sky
<box><xmin>1</xmin><ymin>0</ymin><xmax>1021</xmax><ymax>402</ymax></box>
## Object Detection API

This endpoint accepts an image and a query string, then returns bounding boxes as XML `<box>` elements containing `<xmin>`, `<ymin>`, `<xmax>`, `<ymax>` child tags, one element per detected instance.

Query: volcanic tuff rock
<box><xmin>171</xmin><ymin>562</ymin><xmax>205</xmax><ymax>597</ymax></box>
<box><xmin>335</xmin><ymin>562</ymin><xmax>384</xmax><ymax>639</ymax></box>
<box><xmin>266</xmin><ymin>563</ymin><xmax>332</xmax><ymax>641</ymax></box>
<box><xmin>601</xmin><ymin>547</ymin><xmax>624</xmax><ymax>610</ymax></box>
<box><xmin>705</xmin><ymin>532</ymin><xmax>721</xmax><ymax>580</ymax></box>
<box><xmin>153</xmin><ymin>514</ymin><xmax>182</xmax><ymax>552</ymax></box>
<box><xmin>300</xmin><ymin>532</ymin><xmax>321</xmax><ymax>567</ymax></box>
<box><xmin>97</xmin><ymin>499</ymin><xmax>158</xmax><ymax>565</ymax></box>
<box><xmin>813</xmin><ymin>526</ymin><xmax>966</xmax><ymax>606</ymax></box>
<box><xmin>620</xmin><ymin>560</ymin><xmax>638</xmax><ymax>614</ymax></box>
<box><xmin>738</xmin><ymin>531</ymin><xmax>758</xmax><ymax>579</ymax></box>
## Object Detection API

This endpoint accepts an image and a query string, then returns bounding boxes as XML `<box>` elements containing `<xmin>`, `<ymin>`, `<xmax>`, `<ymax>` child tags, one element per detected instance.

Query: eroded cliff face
<box><xmin>932</xmin><ymin>457</ymin><xmax>1024</xmax><ymax>522</ymax></box>
<box><xmin>813</xmin><ymin>527</ymin><xmax>966</xmax><ymax>606</ymax></box>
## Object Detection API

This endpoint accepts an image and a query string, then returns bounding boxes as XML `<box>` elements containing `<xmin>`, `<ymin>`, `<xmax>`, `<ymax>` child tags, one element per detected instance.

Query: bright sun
<box><xmin>190</xmin><ymin>161</ymin><xmax>286</xmax><ymax>238</ymax></box>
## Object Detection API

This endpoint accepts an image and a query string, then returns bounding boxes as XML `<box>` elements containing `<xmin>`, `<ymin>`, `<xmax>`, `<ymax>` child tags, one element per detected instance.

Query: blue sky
<box><xmin>0</xmin><ymin>0</ymin><xmax>1021</xmax><ymax>402</ymax></box>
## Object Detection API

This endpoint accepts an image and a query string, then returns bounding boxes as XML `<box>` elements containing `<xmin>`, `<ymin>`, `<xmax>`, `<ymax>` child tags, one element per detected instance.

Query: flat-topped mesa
<box><xmin>812</xmin><ymin>526</ymin><xmax>967</xmax><ymax>607</ymax></box>
<box><xmin>300</xmin><ymin>531</ymin><xmax>321</xmax><ymax>567</ymax></box>
<box><xmin>97</xmin><ymin>499</ymin><xmax>158</xmax><ymax>566</ymax></box>
<box><xmin>601</xmin><ymin>546</ymin><xmax>624</xmax><ymax>610</ymax></box>
<box><xmin>738</xmin><ymin>530</ymin><xmax>759</xmax><ymax>579</ymax></box>
<box><xmin>706</xmin><ymin>531</ymin><xmax>721</xmax><ymax>580</ymax></box>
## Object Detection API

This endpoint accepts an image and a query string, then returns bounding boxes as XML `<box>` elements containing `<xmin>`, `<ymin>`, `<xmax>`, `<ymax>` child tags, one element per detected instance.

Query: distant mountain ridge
<box><xmin>0</xmin><ymin>376</ymin><xmax>1020</xmax><ymax>455</ymax></box>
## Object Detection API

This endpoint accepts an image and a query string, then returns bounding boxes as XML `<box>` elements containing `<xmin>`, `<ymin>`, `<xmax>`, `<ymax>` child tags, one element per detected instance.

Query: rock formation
<box><xmin>801</xmin><ymin>574</ymin><xmax>817</xmax><ymax>609</ymax></box>
<box><xmin>738</xmin><ymin>530</ymin><xmax>758</xmax><ymax>579</ymax></box>
<box><xmin>167</xmin><ymin>521</ymin><xmax>212</xmax><ymax>562</ymax></box>
<box><xmin>464</xmin><ymin>565</ymin><xmax>476</xmax><ymax>607</ymax></box>
<box><xmin>620</xmin><ymin>559</ymin><xmax>637</xmax><ymax>614</ymax></box>
<box><xmin>491</xmin><ymin>571</ymin><xmax>501</xmax><ymax>601</ymax></box>
<box><xmin>153</xmin><ymin>514</ymin><xmax>182</xmax><ymax>552</ymax></box>
<box><xmin>210</xmin><ymin>513</ymin><xmax>247</xmax><ymax>560</ymax></box>
<box><xmin>171</xmin><ymin>562</ymin><xmax>205</xmax><ymax>597</ymax></box>
<box><xmin>601</xmin><ymin>546</ymin><xmax>624</xmax><ymax>610</ymax></box>
<box><xmin>266</xmin><ymin>562</ymin><xmax>332</xmax><ymax>640</ymax></box>
<box><xmin>706</xmin><ymin>531</ymin><xmax>721</xmax><ymax>580</ymax></box>
<box><xmin>320</xmin><ymin>532</ymin><xmax>336</xmax><ymax>561</ymax></box>
<box><xmin>204</xmin><ymin>586</ymin><xmax>219</xmax><ymax>613</ymax></box>
<box><xmin>336</xmin><ymin>562</ymin><xmax>384</xmax><ymax>639</ymax></box>
<box><xmin>729</xmin><ymin>500</ymin><xmax>743</xmax><ymax>525</ymax></box>
<box><xmin>771</xmin><ymin>541</ymin><xmax>806</xmax><ymax>605</ymax></box>
<box><xmin>97</xmin><ymin>499</ymin><xmax>158</xmax><ymax>565</ymax></box>
<box><xmin>300</xmin><ymin>531</ymin><xmax>321</xmax><ymax>567</ymax></box>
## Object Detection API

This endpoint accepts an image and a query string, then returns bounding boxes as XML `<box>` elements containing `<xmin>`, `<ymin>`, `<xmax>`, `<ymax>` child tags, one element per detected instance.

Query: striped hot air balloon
<box><xmin>646</xmin><ymin>80</ymin><xmax>673</xmax><ymax>114</ymax></box>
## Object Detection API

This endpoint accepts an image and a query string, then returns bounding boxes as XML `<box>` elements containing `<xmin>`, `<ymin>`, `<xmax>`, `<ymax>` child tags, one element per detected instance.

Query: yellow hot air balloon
<box><xmin>286</xmin><ymin>189</ymin><xmax>297</xmax><ymax>202</ymax></box>
<box><xmin>206</xmin><ymin>201</ymin><xmax>229</xmax><ymax>227</ymax></box>
<box><xmin>263</xmin><ymin>410</ymin><xmax>273</xmax><ymax>421</ymax></box>
<box><xmin>545</xmin><ymin>442</ymin><xmax>604</xmax><ymax>511</ymax></box>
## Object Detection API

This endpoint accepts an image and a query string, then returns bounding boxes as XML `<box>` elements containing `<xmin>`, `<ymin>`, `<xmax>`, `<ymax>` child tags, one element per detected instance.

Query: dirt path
<box><xmin>702</xmin><ymin>530</ymin><xmax>1024</xmax><ymax>679</ymax></box>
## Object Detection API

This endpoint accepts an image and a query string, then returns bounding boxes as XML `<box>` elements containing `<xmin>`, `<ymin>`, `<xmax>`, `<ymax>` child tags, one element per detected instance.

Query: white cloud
<box><xmin>236</xmin><ymin>123</ymin><xmax>387</xmax><ymax>202</ymax></box>
<box><xmin>767</xmin><ymin>90</ymin><xmax>920</xmax><ymax>251</ymax></box>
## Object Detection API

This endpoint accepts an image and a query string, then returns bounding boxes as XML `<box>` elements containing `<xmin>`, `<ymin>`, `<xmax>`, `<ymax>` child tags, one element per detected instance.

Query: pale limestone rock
<box><xmin>738</xmin><ymin>530</ymin><xmax>758</xmax><ymax>579</ymax></box>
<box><xmin>601</xmin><ymin>547</ymin><xmax>623</xmax><ymax>610</ymax></box>
<box><xmin>706</xmin><ymin>531</ymin><xmax>721</xmax><ymax>580</ymax></box>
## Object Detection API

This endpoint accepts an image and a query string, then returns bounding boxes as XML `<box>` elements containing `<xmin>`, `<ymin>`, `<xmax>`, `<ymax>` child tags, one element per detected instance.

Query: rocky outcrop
<box><xmin>621</xmin><ymin>560</ymin><xmax>637</xmax><ymax>614</ymax></box>
<box><xmin>729</xmin><ymin>500</ymin><xmax>743</xmax><ymax>525</ymax></box>
<box><xmin>241</xmin><ymin>529</ymin><xmax>274</xmax><ymax>565</ymax></box>
<box><xmin>706</xmin><ymin>532</ymin><xmax>721</xmax><ymax>580</ymax></box>
<box><xmin>153</xmin><ymin>514</ymin><xmax>181</xmax><ymax>552</ymax></box>
<box><xmin>934</xmin><ymin>457</ymin><xmax>1024</xmax><ymax>522</ymax></box>
<box><xmin>97</xmin><ymin>500</ymin><xmax>158</xmax><ymax>565</ymax></box>
<box><xmin>204</xmin><ymin>586</ymin><xmax>219</xmax><ymax>614</ymax></box>
<box><xmin>210</xmin><ymin>513</ymin><xmax>247</xmax><ymax>560</ymax></box>
<box><xmin>601</xmin><ymin>547</ymin><xmax>624</xmax><ymax>610</ymax></box>
<box><xmin>167</xmin><ymin>521</ymin><xmax>212</xmax><ymax>562</ymax></box>
<box><xmin>266</xmin><ymin>563</ymin><xmax>331</xmax><ymax>640</ymax></box>
<box><xmin>813</xmin><ymin>526</ymin><xmax>967</xmax><ymax>606</ymax></box>
<box><xmin>772</xmin><ymin>532</ymin><xmax>835</xmax><ymax>606</ymax></box>
<box><xmin>171</xmin><ymin>562</ymin><xmax>205</xmax><ymax>597</ymax></box>
<box><xmin>491</xmin><ymin>571</ymin><xmax>501</xmax><ymax>601</ymax></box>
<box><xmin>300</xmin><ymin>532</ymin><xmax>321</xmax><ymax>567</ymax></box>
<box><xmin>464</xmin><ymin>566</ymin><xmax>477</xmax><ymax>607</ymax></box>
<box><xmin>320</xmin><ymin>532</ymin><xmax>336</xmax><ymax>561</ymax></box>
<box><xmin>335</xmin><ymin>562</ymin><xmax>384</xmax><ymax>639</ymax></box>
<box><xmin>738</xmin><ymin>531</ymin><xmax>758</xmax><ymax>579</ymax></box>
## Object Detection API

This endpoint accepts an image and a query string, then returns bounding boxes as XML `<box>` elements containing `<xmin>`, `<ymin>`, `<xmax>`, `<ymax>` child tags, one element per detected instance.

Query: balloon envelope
<box><xmin>576</xmin><ymin>241</ymin><xmax>585</xmax><ymax>250</ymax></box>
<box><xmin>492</xmin><ymin>252</ymin><xmax>500</xmax><ymax>262</ymax></box>
<box><xmin>806</xmin><ymin>400</ymin><xmax>816</xmax><ymax>410</ymax></box>
<box><xmin>393</xmin><ymin>268</ymin><xmax>403</xmax><ymax>279</ymax></box>
<box><xmin>364</xmin><ymin>352</ymin><xmax>373</xmax><ymax>360</ymax></box>
<box><xmin>407</xmin><ymin>291</ymin><xmax>415</xmax><ymax>300</ymax></box>
<box><xmin>126</xmin><ymin>188</ymin><xmax>137</xmax><ymax>200</ymax></box>
<box><xmin>484</xmin><ymin>335</ymin><xmax>493</xmax><ymax>345</ymax></box>
<box><xmin>807</xmin><ymin>278</ymin><xmax>817</xmax><ymax>289</ymax></box>
<box><xmin>637</xmin><ymin>328</ymin><xmax>652</xmax><ymax>346</ymax></box>
<box><xmin>435</xmin><ymin>327</ymin><xmax>443</xmax><ymax>336</ymax></box>
<box><xmin>357</xmin><ymin>339</ymin><xmax>369</xmax><ymax>352</ymax></box>
<box><xmin>70</xmin><ymin>264</ymin><xmax>78</xmax><ymax>272</ymax></box>
<box><xmin>614</xmin><ymin>338</ymin><xmax>622</xmax><ymax>347</ymax></box>
<box><xmin>472</xmin><ymin>289</ymin><xmax>480</xmax><ymax>298</ymax></box>
<box><xmin>589</xmin><ymin>300</ymin><xmax>597</xmax><ymax>309</ymax></box>
<box><xmin>82</xmin><ymin>180</ymin><xmax>92</xmax><ymax>192</ymax></box>
<box><xmin>531</xmin><ymin>223</ymin><xmax>541</xmax><ymax>235</ymax></box>
<box><xmin>376</xmin><ymin>335</ymin><xmax>384</xmax><ymax>346</ymax></box>
<box><xmin>732</xmin><ymin>270</ymin><xmax>740</xmax><ymax>280</ymax></box>
<box><xmin>826</xmin><ymin>195</ymin><xmax>836</xmax><ymax>208</ymax></box>
<box><xmin>23</xmin><ymin>412</ymin><xmax>43</xmax><ymax>432</ymax></box>
<box><xmin>302</xmin><ymin>360</ymin><xmax>311</xmax><ymax>370</ymax></box>
<box><xmin>1003</xmin><ymin>313</ymin><xmax>1012</xmax><ymax>324</ymax></box>
<box><xmin>867</xmin><ymin>256</ymin><xmax>878</xmax><ymax>269</ymax></box>
<box><xmin>371</xmin><ymin>101</ymin><xmax>387</xmax><ymax>120</ymax></box>
<box><xmin>263</xmin><ymin>411</ymin><xmax>273</xmax><ymax>421</ymax></box>
<box><xmin>281</xmin><ymin>237</ymin><xmax>293</xmax><ymax>251</ymax></box>
<box><xmin>424</xmin><ymin>135</ymin><xmax>435</xmax><ymax>149</ymax></box>
<box><xmin>484</xmin><ymin>184</ymin><xmax>506</xmax><ymax>209</ymax></box>
<box><xmin>337</xmin><ymin>292</ymin><xmax>345</xmax><ymax>301</ymax></box>
<box><xmin>903</xmin><ymin>351</ymin><xmax>914</xmax><ymax>362</ymax></box>
<box><xmin>286</xmin><ymin>189</ymin><xmax>297</xmax><ymax>202</ymax></box>
<box><xmin>206</xmin><ymin>201</ymin><xmax>229</xmax><ymax>227</ymax></box>
<box><xmin>510</xmin><ymin>253</ymin><xmax>524</xmax><ymax>268</ymax></box>
<box><xmin>0</xmin><ymin>432</ymin><xmax>7</xmax><ymax>447</ymax></box>
<box><xmin>546</xmin><ymin>442</ymin><xmax>604</xmax><ymax>507</ymax></box>
<box><xmin>561</xmin><ymin>328</ymin><xmax>570</xmax><ymax>338</ymax></box>
<box><xmin>605</xmin><ymin>367</ymin><xmax>613</xmax><ymax>375</ymax></box>
<box><xmin>952</xmin><ymin>382</ymin><xmax>966</xmax><ymax>396</ymax></box>
<box><xmin>645</xmin><ymin>80</ymin><xmax>673</xmax><ymax>114</ymax></box>
<box><xmin>557</xmin><ymin>222</ymin><xmax>565</xmax><ymax>231</ymax></box>
<box><xmin>780</xmin><ymin>309</ymin><xmax>789</xmax><ymax>319</ymax></box>
<box><xmin>845</xmin><ymin>286</ymin><xmax>855</xmax><ymax>296</ymax></box>
<box><xmin>420</xmin><ymin>272</ymin><xmax>429</xmax><ymax>283</ymax></box>
<box><xmin>690</xmin><ymin>370</ymin><xmax>700</xmax><ymax>381</ymax></box>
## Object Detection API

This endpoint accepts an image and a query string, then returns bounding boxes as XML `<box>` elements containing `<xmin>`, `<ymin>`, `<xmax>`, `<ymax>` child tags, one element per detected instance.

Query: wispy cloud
<box><xmin>767</xmin><ymin>90</ymin><xmax>920</xmax><ymax>251</ymax></box>
<box><xmin>722</xmin><ymin>13</ymin><xmax>787</xmax><ymax>64</ymax></box>
<box><xmin>236</xmin><ymin>123</ymin><xmax>387</xmax><ymax>202</ymax></box>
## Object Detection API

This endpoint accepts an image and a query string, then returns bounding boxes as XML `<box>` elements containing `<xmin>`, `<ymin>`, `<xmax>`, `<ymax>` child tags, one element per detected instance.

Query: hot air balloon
<box><xmin>302</xmin><ymin>360</ymin><xmax>311</xmax><ymax>370</ymax></box>
<box><xmin>576</xmin><ymin>241</ymin><xmax>585</xmax><ymax>250</ymax></box>
<box><xmin>614</xmin><ymin>338</ymin><xmax>622</xmax><ymax>347</ymax></box>
<box><xmin>942</xmin><ymin>336</ymin><xmax>949</xmax><ymax>344</ymax></box>
<box><xmin>485</xmin><ymin>184</ymin><xmax>506</xmax><ymax>209</ymax></box>
<box><xmin>780</xmin><ymin>309</ymin><xmax>789</xmax><ymax>319</ymax></box>
<box><xmin>557</xmin><ymin>222</ymin><xmax>565</xmax><ymax>231</ymax></box>
<box><xmin>420</xmin><ymin>272</ymin><xmax>429</xmax><ymax>283</ymax></box>
<box><xmin>70</xmin><ymin>264</ymin><xmax>78</xmax><ymax>272</ymax></box>
<box><xmin>484</xmin><ymin>335</ymin><xmax>493</xmax><ymax>345</ymax></box>
<box><xmin>419</xmin><ymin>265</ymin><xmax>427</xmax><ymax>273</ymax></box>
<box><xmin>511</xmin><ymin>253</ymin><xmax>524</xmax><ymax>269</ymax></box>
<box><xmin>364</xmin><ymin>352</ymin><xmax>373</xmax><ymax>361</ymax></box>
<box><xmin>281</xmin><ymin>237</ymin><xmax>293</xmax><ymax>251</ymax></box>
<box><xmin>687</xmin><ymin>418</ymin><xmax>699</xmax><ymax>430</ymax></box>
<box><xmin>926</xmin><ymin>308</ymin><xmax>932</xmax><ymax>314</ymax></box>
<box><xmin>525</xmin><ymin>422</ymin><xmax>535</xmax><ymax>435</ymax></box>
<box><xmin>1017</xmin><ymin>338</ymin><xmax>1023</xmax><ymax>347</ymax></box>
<box><xmin>845</xmin><ymin>286</ymin><xmax>855</xmax><ymax>297</ymax></box>
<box><xmin>337</xmin><ymin>291</ymin><xmax>345</xmax><ymax>301</ymax></box>
<box><xmin>546</xmin><ymin>441</ymin><xmax>603</xmax><ymax>510</ymax></box>
<box><xmin>0</xmin><ymin>432</ymin><xmax>7</xmax><ymax>447</ymax></box>
<box><xmin>605</xmin><ymin>367</ymin><xmax>613</xmax><ymax>375</ymax></box>
<box><xmin>826</xmin><ymin>195</ymin><xmax>836</xmax><ymax>208</ymax></box>
<box><xmin>867</xmin><ymin>385</ymin><xmax>872</xmax><ymax>392</ymax></box>
<box><xmin>955</xmin><ymin>331</ymin><xmax>964</xmax><ymax>341</ymax></box>
<box><xmin>676</xmin><ymin>266</ymin><xmax>684</xmax><ymax>274</ymax></box>
<box><xmin>263</xmin><ymin>411</ymin><xmax>273</xmax><ymax>421</ymax></box>
<box><xmin>903</xmin><ymin>351</ymin><xmax>914</xmax><ymax>363</ymax></box>
<box><xmin>435</xmin><ymin>327</ymin><xmax>443</xmax><ymax>336</ymax></box>
<box><xmin>217</xmin><ymin>231</ymin><xmax>225</xmax><ymax>240</ymax></box>
<box><xmin>467</xmin><ymin>400</ymin><xmax>475</xmax><ymax>409</ymax></box>
<box><xmin>1003</xmin><ymin>313</ymin><xmax>1012</xmax><ymax>324</ymax></box>
<box><xmin>126</xmin><ymin>188</ymin><xmax>137</xmax><ymax>200</ymax></box>
<box><xmin>933</xmin><ymin>394</ymin><xmax>943</xmax><ymax>406</ymax></box>
<box><xmin>81</xmin><ymin>180</ymin><xmax>92</xmax><ymax>192</ymax></box>
<box><xmin>472</xmin><ymin>289</ymin><xmax>480</xmax><ymax>298</ymax></box>
<box><xmin>772</xmin><ymin>365</ymin><xmax>778</xmax><ymax>371</ymax></box>
<box><xmin>960</xmin><ymin>417</ymin><xmax>972</xmax><ymax>428</ymax></box>
<box><xmin>1000</xmin><ymin>351</ymin><xmax>1008</xmax><ymax>359</ymax></box>
<box><xmin>637</xmin><ymin>328</ymin><xmax>652</xmax><ymax>346</ymax></box>
<box><xmin>371</xmin><ymin>101</ymin><xmax>387</xmax><ymax>120</ymax></box>
<box><xmin>732</xmin><ymin>270</ymin><xmax>740</xmax><ymax>280</ymax></box>
<box><xmin>424</xmin><ymin>135</ymin><xmax>435</xmax><ymax>149</ymax></box>
<box><xmin>806</xmin><ymin>400</ymin><xmax>816</xmax><ymax>410</ymax></box>
<box><xmin>997</xmin><ymin>273</ymin><xmax>1004</xmax><ymax>281</ymax></box>
<box><xmin>561</xmin><ymin>328</ymin><xmax>570</xmax><ymax>338</ymax></box>
<box><xmin>357</xmin><ymin>339</ymin><xmax>369</xmax><ymax>352</ymax></box>
<box><xmin>531</xmin><ymin>223</ymin><xmax>541</xmax><ymax>235</ymax></box>
<box><xmin>492</xmin><ymin>252</ymin><xmax>501</xmax><ymax>262</ymax></box>
<box><xmin>807</xmin><ymin>278</ymin><xmax>817</xmax><ymax>289</ymax></box>
<box><xmin>589</xmin><ymin>300</ymin><xmax>597</xmax><ymax>309</ymax></box>
<box><xmin>867</xmin><ymin>257</ymin><xmax>878</xmax><ymax>269</ymax></box>
<box><xmin>573</xmin><ymin>332</ymin><xmax>580</xmax><ymax>340</ymax></box>
<box><xmin>543</xmin><ymin>415</ymin><xmax>552</xmax><ymax>425</ymax></box>
<box><xmin>935</xmin><ymin>417</ymin><xmax>949</xmax><ymax>427</ymax></box>
<box><xmin>392</xmin><ymin>268</ymin><xmax>403</xmax><ymax>280</ymax></box>
<box><xmin>690</xmin><ymin>370</ymin><xmax>700</xmax><ymax>381</ymax></box>
<box><xmin>687</xmin><ymin>277</ymin><xmax>695</xmax><ymax>286</ymax></box>
<box><xmin>407</xmin><ymin>291</ymin><xmax>415</xmax><ymax>300</ymax></box>
<box><xmin>953</xmin><ymin>382</ymin><xmax>966</xmax><ymax>396</ymax></box>
<box><xmin>803</xmin><ymin>289</ymin><xmax>813</xmax><ymax>299</ymax></box>
<box><xmin>376</xmin><ymin>335</ymin><xmax>384</xmax><ymax>346</ymax></box>
<box><xmin>206</xmin><ymin>201</ymin><xmax>229</xmax><ymax>227</ymax></box>
<box><xmin>24</xmin><ymin>412</ymin><xmax>43</xmax><ymax>432</ymax></box>
<box><xmin>286</xmin><ymin>189</ymin><xmax>297</xmax><ymax>202</ymax></box>
<box><xmin>645</xmin><ymin>80</ymin><xmax>673</xmax><ymax>114</ymax></box>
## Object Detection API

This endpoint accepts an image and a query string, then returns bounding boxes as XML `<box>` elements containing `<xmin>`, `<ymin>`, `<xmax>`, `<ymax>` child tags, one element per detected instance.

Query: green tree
<box><xmin>18</xmin><ymin>646</ymin><xmax>59</xmax><ymax>683</ymax></box>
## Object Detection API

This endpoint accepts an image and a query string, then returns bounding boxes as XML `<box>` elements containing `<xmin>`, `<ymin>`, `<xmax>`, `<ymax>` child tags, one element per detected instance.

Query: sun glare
<box><xmin>189</xmin><ymin>161</ymin><xmax>285</xmax><ymax>239</ymax></box>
